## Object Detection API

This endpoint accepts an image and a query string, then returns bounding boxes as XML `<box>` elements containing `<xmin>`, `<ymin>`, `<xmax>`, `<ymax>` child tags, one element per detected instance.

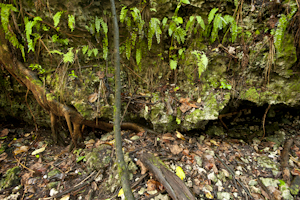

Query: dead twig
<box><xmin>262</xmin><ymin>104</ymin><xmax>271</xmax><ymax>138</ymax></box>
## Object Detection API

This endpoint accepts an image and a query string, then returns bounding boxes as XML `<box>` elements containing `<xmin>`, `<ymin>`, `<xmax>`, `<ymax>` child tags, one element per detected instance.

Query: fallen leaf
<box><xmin>88</xmin><ymin>93</ymin><xmax>98</xmax><ymax>103</ymax></box>
<box><xmin>176</xmin><ymin>131</ymin><xmax>185</xmax><ymax>140</ymax></box>
<box><xmin>169</xmin><ymin>144</ymin><xmax>183</xmax><ymax>155</ymax></box>
<box><xmin>14</xmin><ymin>146</ymin><xmax>30</xmax><ymax>155</ymax></box>
<box><xmin>176</xmin><ymin>166</ymin><xmax>186</xmax><ymax>180</ymax></box>
<box><xmin>32</xmin><ymin>145</ymin><xmax>47</xmax><ymax>155</ymax></box>
<box><xmin>136</xmin><ymin>159</ymin><xmax>148</xmax><ymax>174</ymax></box>
<box><xmin>162</xmin><ymin>133</ymin><xmax>175</xmax><ymax>142</ymax></box>
<box><xmin>179</xmin><ymin>103</ymin><xmax>191</xmax><ymax>113</ymax></box>
<box><xmin>0</xmin><ymin>152</ymin><xmax>7</xmax><ymax>161</ymax></box>
<box><xmin>147</xmin><ymin>179</ymin><xmax>158</xmax><ymax>191</ymax></box>
<box><xmin>0</xmin><ymin>128</ymin><xmax>9</xmax><ymax>137</ymax></box>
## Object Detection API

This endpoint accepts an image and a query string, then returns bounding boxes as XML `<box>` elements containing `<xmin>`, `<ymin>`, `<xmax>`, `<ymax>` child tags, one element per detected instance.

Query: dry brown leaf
<box><xmin>179</xmin><ymin>103</ymin><xmax>191</xmax><ymax>113</ymax></box>
<box><xmin>0</xmin><ymin>152</ymin><xmax>7</xmax><ymax>161</ymax></box>
<box><xmin>136</xmin><ymin>159</ymin><xmax>148</xmax><ymax>174</ymax></box>
<box><xmin>179</xmin><ymin>97</ymin><xmax>190</xmax><ymax>103</ymax></box>
<box><xmin>162</xmin><ymin>133</ymin><xmax>175</xmax><ymax>142</ymax></box>
<box><xmin>88</xmin><ymin>93</ymin><xmax>98</xmax><ymax>103</ymax></box>
<box><xmin>147</xmin><ymin>179</ymin><xmax>158</xmax><ymax>191</ymax></box>
<box><xmin>0</xmin><ymin>128</ymin><xmax>9</xmax><ymax>137</ymax></box>
<box><xmin>169</xmin><ymin>144</ymin><xmax>183</xmax><ymax>155</ymax></box>
<box><xmin>14</xmin><ymin>146</ymin><xmax>30</xmax><ymax>155</ymax></box>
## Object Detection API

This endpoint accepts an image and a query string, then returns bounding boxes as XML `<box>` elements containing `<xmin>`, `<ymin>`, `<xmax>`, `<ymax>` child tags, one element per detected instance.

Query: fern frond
<box><xmin>196</xmin><ymin>16</ymin><xmax>205</xmax><ymax>30</ymax></box>
<box><xmin>208</xmin><ymin>8</ymin><xmax>218</xmax><ymax>24</ymax></box>
<box><xmin>274</xmin><ymin>14</ymin><xmax>288</xmax><ymax>53</ymax></box>
<box><xmin>186</xmin><ymin>16</ymin><xmax>195</xmax><ymax>31</ymax></box>
<box><xmin>125</xmin><ymin>37</ymin><xmax>131</xmax><ymax>60</ymax></box>
<box><xmin>68</xmin><ymin>14</ymin><xmax>75</xmax><ymax>32</ymax></box>
<box><xmin>136</xmin><ymin>48</ymin><xmax>141</xmax><ymax>65</ymax></box>
<box><xmin>95</xmin><ymin>16</ymin><xmax>101</xmax><ymax>33</ymax></box>
<box><xmin>53</xmin><ymin>11</ymin><xmax>64</xmax><ymax>27</ymax></box>
<box><xmin>120</xmin><ymin>6</ymin><xmax>128</xmax><ymax>23</ymax></box>
<box><xmin>63</xmin><ymin>48</ymin><xmax>74</xmax><ymax>63</ymax></box>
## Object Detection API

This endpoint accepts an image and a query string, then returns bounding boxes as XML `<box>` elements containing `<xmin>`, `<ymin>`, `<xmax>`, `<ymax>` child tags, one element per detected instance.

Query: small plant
<box><xmin>29</xmin><ymin>64</ymin><xmax>45</xmax><ymax>74</ymax></box>
<box><xmin>219</xmin><ymin>80</ymin><xmax>232</xmax><ymax>90</ymax></box>
<box><xmin>192</xmin><ymin>51</ymin><xmax>208</xmax><ymax>78</ymax></box>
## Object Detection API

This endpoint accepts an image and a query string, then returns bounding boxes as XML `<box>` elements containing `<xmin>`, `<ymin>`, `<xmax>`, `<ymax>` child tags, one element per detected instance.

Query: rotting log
<box><xmin>0</xmin><ymin>27</ymin><xmax>144</xmax><ymax>148</ymax></box>
<box><xmin>140</xmin><ymin>153</ymin><xmax>195</xmax><ymax>200</ymax></box>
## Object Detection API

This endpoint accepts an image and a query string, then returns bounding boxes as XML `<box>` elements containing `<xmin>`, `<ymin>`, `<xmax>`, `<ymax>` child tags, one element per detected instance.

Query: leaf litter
<box><xmin>0</xmin><ymin>112</ymin><xmax>300</xmax><ymax>199</ymax></box>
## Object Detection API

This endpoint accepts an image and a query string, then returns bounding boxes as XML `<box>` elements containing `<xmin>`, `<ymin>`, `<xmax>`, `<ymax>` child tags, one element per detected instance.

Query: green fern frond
<box><xmin>196</xmin><ymin>16</ymin><xmax>205</xmax><ymax>30</ymax></box>
<box><xmin>68</xmin><ymin>14</ymin><xmax>75</xmax><ymax>32</ymax></box>
<box><xmin>120</xmin><ymin>6</ymin><xmax>128</xmax><ymax>23</ymax></box>
<box><xmin>53</xmin><ymin>11</ymin><xmax>64</xmax><ymax>27</ymax></box>
<box><xmin>63</xmin><ymin>48</ymin><xmax>74</xmax><ymax>63</ymax></box>
<box><xmin>82</xmin><ymin>45</ymin><xmax>89</xmax><ymax>55</ymax></box>
<box><xmin>274</xmin><ymin>14</ymin><xmax>288</xmax><ymax>53</ymax></box>
<box><xmin>208</xmin><ymin>8</ymin><xmax>218</xmax><ymax>24</ymax></box>
<box><xmin>192</xmin><ymin>51</ymin><xmax>208</xmax><ymax>78</ymax></box>
<box><xmin>136</xmin><ymin>48</ymin><xmax>141</xmax><ymax>65</ymax></box>
<box><xmin>186</xmin><ymin>16</ymin><xmax>194</xmax><ymax>31</ymax></box>
<box><xmin>95</xmin><ymin>16</ymin><xmax>101</xmax><ymax>33</ymax></box>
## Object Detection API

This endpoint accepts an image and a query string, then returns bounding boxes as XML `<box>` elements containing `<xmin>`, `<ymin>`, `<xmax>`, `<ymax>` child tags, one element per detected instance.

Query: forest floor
<box><xmin>1</xmin><ymin>110</ymin><xmax>300</xmax><ymax>200</ymax></box>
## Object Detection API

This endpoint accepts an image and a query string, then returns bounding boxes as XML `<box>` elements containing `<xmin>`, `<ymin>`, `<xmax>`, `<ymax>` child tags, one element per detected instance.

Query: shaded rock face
<box><xmin>0</xmin><ymin>0</ymin><xmax>299</xmax><ymax>132</ymax></box>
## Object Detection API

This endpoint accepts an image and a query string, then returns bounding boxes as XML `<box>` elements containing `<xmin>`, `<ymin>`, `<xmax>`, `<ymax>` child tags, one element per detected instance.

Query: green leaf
<box><xmin>50</xmin><ymin>50</ymin><xmax>64</xmax><ymax>55</ymax></box>
<box><xmin>95</xmin><ymin>16</ymin><xmax>101</xmax><ymax>33</ymax></box>
<box><xmin>136</xmin><ymin>48</ymin><xmax>141</xmax><ymax>65</ymax></box>
<box><xmin>68</xmin><ymin>14</ymin><xmax>75</xmax><ymax>32</ymax></box>
<box><xmin>196</xmin><ymin>16</ymin><xmax>205</xmax><ymax>30</ymax></box>
<box><xmin>63</xmin><ymin>48</ymin><xmax>74</xmax><ymax>63</ymax></box>
<box><xmin>92</xmin><ymin>48</ymin><xmax>98</xmax><ymax>57</ymax></box>
<box><xmin>274</xmin><ymin>14</ymin><xmax>288</xmax><ymax>53</ymax></box>
<box><xmin>186</xmin><ymin>16</ymin><xmax>194</xmax><ymax>31</ymax></box>
<box><xmin>162</xmin><ymin>17</ymin><xmax>168</xmax><ymax>29</ymax></box>
<box><xmin>174</xmin><ymin>16</ymin><xmax>183</xmax><ymax>24</ymax></box>
<box><xmin>181</xmin><ymin>0</ymin><xmax>190</xmax><ymax>4</ymax></box>
<box><xmin>170</xmin><ymin>59</ymin><xmax>178</xmax><ymax>70</ymax></box>
<box><xmin>53</xmin><ymin>11</ymin><xmax>64</xmax><ymax>27</ymax></box>
<box><xmin>120</xmin><ymin>6</ymin><xmax>128</xmax><ymax>23</ymax></box>
<box><xmin>208</xmin><ymin>8</ymin><xmax>218</xmax><ymax>24</ymax></box>
<box><xmin>77</xmin><ymin>155</ymin><xmax>85</xmax><ymax>162</ymax></box>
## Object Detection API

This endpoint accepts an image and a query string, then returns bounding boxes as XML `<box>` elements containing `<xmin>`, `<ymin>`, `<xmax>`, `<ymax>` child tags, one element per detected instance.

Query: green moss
<box><xmin>240</xmin><ymin>87</ymin><xmax>260</xmax><ymax>103</ymax></box>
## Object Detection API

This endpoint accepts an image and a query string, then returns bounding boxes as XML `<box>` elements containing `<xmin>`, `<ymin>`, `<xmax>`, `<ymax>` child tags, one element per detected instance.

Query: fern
<box><xmin>174</xmin><ymin>27</ymin><xmax>186</xmax><ymax>44</ymax></box>
<box><xmin>274</xmin><ymin>14</ymin><xmax>288</xmax><ymax>53</ymax></box>
<box><xmin>0</xmin><ymin>4</ymin><xmax>25</xmax><ymax>60</ymax></box>
<box><xmin>192</xmin><ymin>51</ymin><xmax>208</xmax><ymax>78</ymax></box>
<box><xmin>82</xmin><ymin>45</ymin><xmax>89</xmax><ymax>55</ymax></box>
<box><xmin>148</xmin><ymin>18</ymin><xmax>161</xmax><ymax>50</ymax></box>
<box><xmin>50</xmin><ymin>50</ymin><xmax>64</xmax><ymax>55</ymax></box>
<box><xmin>208</xmin><ymin>8</ymin><xmax>218</xmax><ymax>24</ymax></box>
<box><xmin>68</xmin><ymin>14</ymin><xmax>75</xmax><ymax>32</ymax></box>
<box><xmin>211</xmin><ymin>13</ymin><xmax>223</xmax><ymax>42</ymax></box>
<box><xmin>63</xmin><ymin>48</ymin><xmax>74</xmax><ymax>63</ymax></box>
<box><xmin>136</xmin><ymin>47</ymin><xmax>141</xmax><ymax>65</ymax></box>
<box><xmin>162</xmin><ymin>17</ymin><xmax>168</xmax><ymax>29</ymax></box>
<box><xmin>170</xmin><ymin>59</ymin><xmax>178</xmax><ymax>70</ymax></box>
<box><xmin>186</xmin><ymin>16</ymin><xmax>194</xmax><ymax>32</ymax></box>
<box><xmin>196</xmin><ymin>16</ymin><xmax>205</xmax><ymax>30</ymax></box>
<box><xmin>120</xmin><ymin>6</ymin><xmax>128</xmax><ymax>23</ymax></box>
<box><xmin>95</xmin><ymin>16</ymin><xmax>101</xmax><ymax>33</ymax></box>
<box><xmin>25</xmin><ymin>16</ymin><xmax>42</xmax><ymax>52</ymax></box>
<box><xmin>53</xmin><ymin>11</ymin><xmax>64</xmax><ymax>27</ymax></box>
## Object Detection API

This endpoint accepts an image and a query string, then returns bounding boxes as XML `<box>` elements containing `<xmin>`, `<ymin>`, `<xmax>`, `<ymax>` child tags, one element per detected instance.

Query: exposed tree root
<box><xmin>0</xmin><ymin>28</ymin><xmax>145</xmax><ymax>148</ymax></box>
